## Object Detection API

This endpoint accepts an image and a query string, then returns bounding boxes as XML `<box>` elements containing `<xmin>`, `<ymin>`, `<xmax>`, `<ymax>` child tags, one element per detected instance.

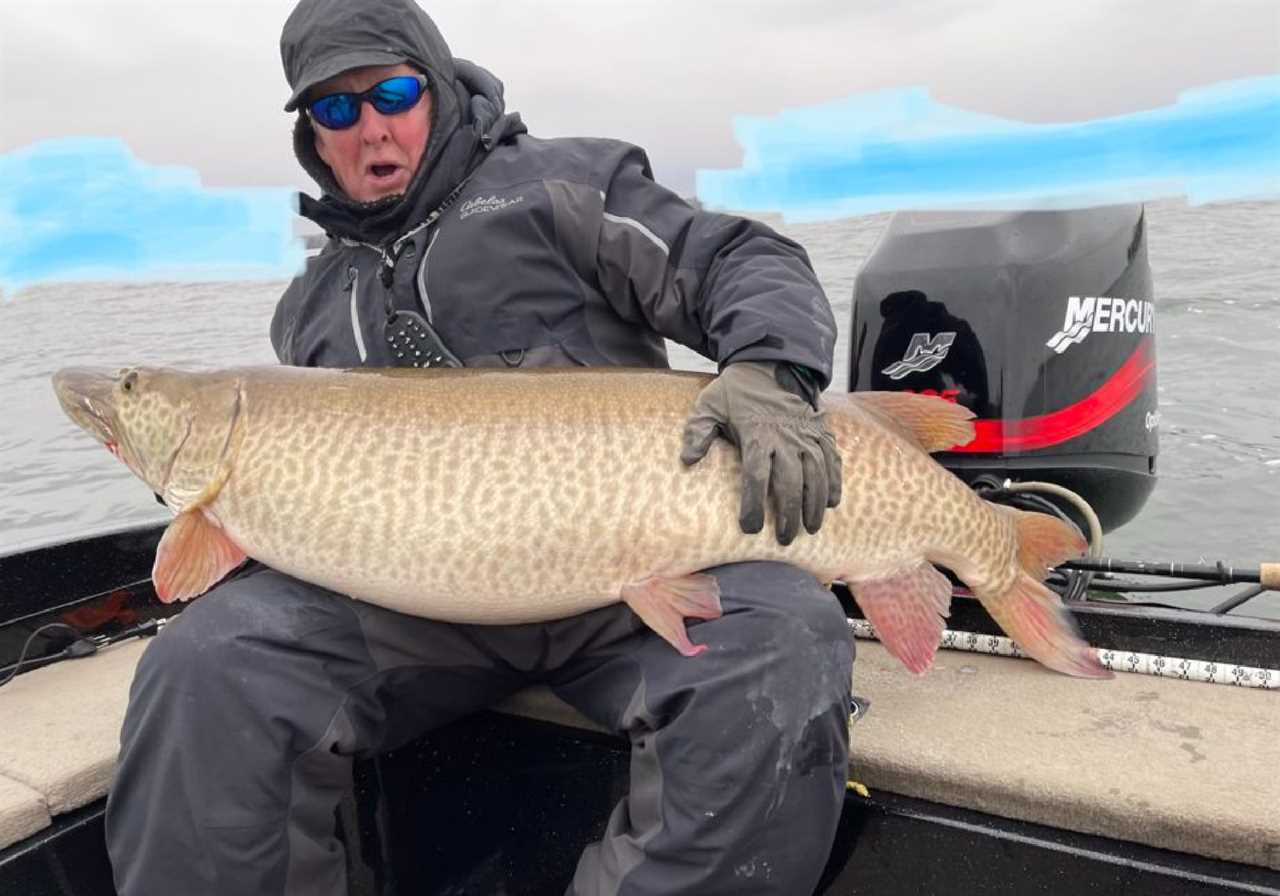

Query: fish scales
<box><xmin>52</xmin><ymin>364</ymin><xmax>1110</xmax><ymax>679</ymax></box>
<box><xmin>222</xmin><ymin>367</ymin><xmax>841</xmax><ymax>621</ymax></box>
<box><xmin>222</xmin><ymin>369</ymin><xmax>921</xmax><ymax>614</ymax></box>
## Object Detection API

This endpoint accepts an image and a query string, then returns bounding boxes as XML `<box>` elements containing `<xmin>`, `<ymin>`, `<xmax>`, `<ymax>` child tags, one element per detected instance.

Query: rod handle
<box><xmin>1262</xmin><ymin>563</ymin><xmax>1280</xmax><ymax>591</ymax></box>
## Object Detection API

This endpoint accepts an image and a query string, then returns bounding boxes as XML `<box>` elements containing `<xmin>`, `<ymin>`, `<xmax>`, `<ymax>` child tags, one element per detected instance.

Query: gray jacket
<box><xmin>272</xmin><ymin>0</ymin><xmax>836</xmax><ymax>378</ymax></box>
<box><xmin>271</xmin><ymin>131</ymin><xmax>838</xmax><ymax>376</ymax></box>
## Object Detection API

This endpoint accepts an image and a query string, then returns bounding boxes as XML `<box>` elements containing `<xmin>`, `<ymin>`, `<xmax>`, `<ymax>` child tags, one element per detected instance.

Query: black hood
<box><xmin>281</xmin><ymin>0</ymin><xmax>526</xmax><ymax>246</ymax></box>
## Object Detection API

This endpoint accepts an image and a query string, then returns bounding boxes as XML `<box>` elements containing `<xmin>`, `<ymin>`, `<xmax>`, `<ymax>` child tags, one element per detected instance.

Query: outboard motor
<box><xmin>850</xmin><ymin>205</ymin><xmax>1156</xmax><ymax>532</ymax></box>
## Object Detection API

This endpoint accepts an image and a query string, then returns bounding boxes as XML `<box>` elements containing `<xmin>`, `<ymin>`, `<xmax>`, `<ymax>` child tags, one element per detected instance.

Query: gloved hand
<box><xmin>680</xmin><ymin>361</ymin><xmax>842</xmax><ymax>545</ymax></box>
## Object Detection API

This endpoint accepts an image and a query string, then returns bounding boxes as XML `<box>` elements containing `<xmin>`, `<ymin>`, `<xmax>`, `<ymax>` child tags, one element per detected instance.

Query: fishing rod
<box><xmin>1060</xmin><ymin>558</ymin><xmax>1280</xmax><ymax>588</ymax></box>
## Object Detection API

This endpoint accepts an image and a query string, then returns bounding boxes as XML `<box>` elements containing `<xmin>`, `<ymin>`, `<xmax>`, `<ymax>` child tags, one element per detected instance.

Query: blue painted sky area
<box><xmin>697</xmin><ymin>76</ymin><xmax>1280</xmax><ymax>221</ymax></box>
<box><xmin>0</xmin><ymin>138</ymin><xmax>303</xmax><ymax>298</ymax></box>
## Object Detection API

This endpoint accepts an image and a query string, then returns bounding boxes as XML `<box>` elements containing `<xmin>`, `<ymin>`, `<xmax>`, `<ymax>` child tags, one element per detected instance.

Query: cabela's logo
<box><xmin>881</xmin><ymin>332</ymin><xmax>956</xmax><ymax>380</ymax></box>
<box><xmin>1047</xmin><ymin>296</ymin><xmax>1155</xmax><ymax>354</ymax></box>
<box><xmin>459</xmin><ymin>194</ymin><xmax>525</xmax><ymax>220</ymax></box>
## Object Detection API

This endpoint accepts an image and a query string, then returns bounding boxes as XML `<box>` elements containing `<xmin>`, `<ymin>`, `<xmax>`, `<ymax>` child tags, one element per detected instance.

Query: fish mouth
<box><xmin>52</xmin><ymin>366</ymin><xmax>120</xmax><ymax>449</ymax></box>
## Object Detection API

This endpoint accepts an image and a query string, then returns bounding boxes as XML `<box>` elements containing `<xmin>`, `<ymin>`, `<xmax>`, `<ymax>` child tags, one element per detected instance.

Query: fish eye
<box><xmin>121</xmin><ymin>370</ymin><xmax>139</xmax><ymax>393</ymax></box>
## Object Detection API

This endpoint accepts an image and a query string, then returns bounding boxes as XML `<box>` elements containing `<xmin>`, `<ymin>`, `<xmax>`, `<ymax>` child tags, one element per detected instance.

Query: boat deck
<box><xmin>1</xmin><ymin>637</ymin><xmax>1277</xmax><ymax>871</ymax></box>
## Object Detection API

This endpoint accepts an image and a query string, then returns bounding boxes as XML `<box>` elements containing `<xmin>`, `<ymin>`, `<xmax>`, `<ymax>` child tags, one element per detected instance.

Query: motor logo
<box><xmin>1047</xmin><ymin>296</ymin><xmax>1155</xmax><ymax>354</ymax></box>
<box><xmin>881</xmin><ymin>332</ymin><xmax>956</xmax><ymax>380</ymax></box>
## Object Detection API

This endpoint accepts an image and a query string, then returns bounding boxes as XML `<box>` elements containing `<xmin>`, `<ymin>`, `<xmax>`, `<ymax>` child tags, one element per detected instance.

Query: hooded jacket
<box><xmin>271</xmin><ymin>0</ymin><xmax>838</xmax><ymax>380</ymax></box>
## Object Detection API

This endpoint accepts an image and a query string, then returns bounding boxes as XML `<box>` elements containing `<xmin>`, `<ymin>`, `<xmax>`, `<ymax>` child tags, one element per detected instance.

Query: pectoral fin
<box><xmin>850</xmin><ymin>563</ymin><xmax>953</xmax><ymax>674</ymax></box>
<box><xmin>622</xmin><ymin>573</ymin><xmax>723</xmax><ymax>657</ymax></box>
<box><xmin>153</xmin><ymin>510</ymin><xmax>247</xmax><ymax>603</ymax></box>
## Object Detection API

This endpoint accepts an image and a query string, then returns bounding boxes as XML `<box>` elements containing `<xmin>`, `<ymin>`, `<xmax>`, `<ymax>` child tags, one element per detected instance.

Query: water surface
<box><xmin>2</xmin><ymin>199</ymin><xmax>1276</xmax><ymax>617</ymax></box>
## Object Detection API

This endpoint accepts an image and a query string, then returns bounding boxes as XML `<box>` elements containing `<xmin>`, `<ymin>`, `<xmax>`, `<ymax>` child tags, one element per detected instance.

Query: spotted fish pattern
<box><xmin>52</xmin><ymin>365</ymin><xmax>1109</xmax><ymax>679</ymax></box>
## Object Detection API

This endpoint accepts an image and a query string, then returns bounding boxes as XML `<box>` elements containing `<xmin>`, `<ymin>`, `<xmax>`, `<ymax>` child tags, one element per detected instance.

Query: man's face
<box><xmin>310</xmin><ymin>62</ymin><xmax>432</xmax><ymax>203</ymax></box>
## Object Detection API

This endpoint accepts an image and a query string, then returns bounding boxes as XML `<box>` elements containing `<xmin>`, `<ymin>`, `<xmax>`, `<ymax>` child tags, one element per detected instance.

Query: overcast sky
<box><xmin>2</xmin><ymin>0</ymin><xmax>1277</xmax><ymax>197</ymax></box>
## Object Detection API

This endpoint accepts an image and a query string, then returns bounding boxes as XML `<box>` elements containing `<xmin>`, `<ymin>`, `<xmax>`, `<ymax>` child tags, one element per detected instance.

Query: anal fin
<box><xmin>622</xmin><ymin>573</ymin><xmax>723</xmax><ymax>657</ymax></box>
<box><xmin>153</xmin><ymin>509</ymin><xmax>248</xmax><ymax>603</ymax></box>
<box><xmin>850</xmin><ymin>562</ymin><xmax>952</xmax><ymax>675</ymax></box>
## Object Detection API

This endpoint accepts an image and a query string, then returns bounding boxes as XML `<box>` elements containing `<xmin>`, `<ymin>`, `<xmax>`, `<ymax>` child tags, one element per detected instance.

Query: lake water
<box><xmin>1</xmin><ymin>197</ymin><xmax>1276</xmax><ymax>617</ymax></box>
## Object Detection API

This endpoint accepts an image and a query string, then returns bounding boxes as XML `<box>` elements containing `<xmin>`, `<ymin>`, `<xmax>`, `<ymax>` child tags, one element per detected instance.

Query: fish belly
<box><xmin>213</xmin><ymin>370</ymin><xmax>867</xmax><ymax>622</ymax></box>
<box><xmin>210</xmin><ymin>367</ymin><xmax>1004</xmax><ymax>627</ymax></box>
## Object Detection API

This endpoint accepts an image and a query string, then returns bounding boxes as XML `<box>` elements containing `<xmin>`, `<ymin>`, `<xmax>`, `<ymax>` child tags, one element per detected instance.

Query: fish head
<box><xmin>52</xmin><ymin>366</ymin><xmax>242</xmax><ymax>511</ymax></box>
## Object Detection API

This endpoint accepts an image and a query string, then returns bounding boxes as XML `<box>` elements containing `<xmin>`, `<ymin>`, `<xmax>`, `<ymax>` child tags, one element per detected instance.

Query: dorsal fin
<box><xmin>823</xmin><ymin>391</ymin><xmax>976</xmax><ymax>453</ymax></box>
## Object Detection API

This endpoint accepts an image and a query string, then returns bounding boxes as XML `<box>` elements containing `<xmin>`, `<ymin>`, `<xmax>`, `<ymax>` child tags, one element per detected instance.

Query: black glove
<box><xmin>680</xmin><ymin>361</ymin><xmax>842</xmax><ymax>545</ymax></box>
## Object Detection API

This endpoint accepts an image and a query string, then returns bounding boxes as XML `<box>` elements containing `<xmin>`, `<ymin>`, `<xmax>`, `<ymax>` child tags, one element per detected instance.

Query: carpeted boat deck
<box><xmin>1</xmin><ymin>638</ymin><xmax>1276</xmax><ymax>871</ymax></box>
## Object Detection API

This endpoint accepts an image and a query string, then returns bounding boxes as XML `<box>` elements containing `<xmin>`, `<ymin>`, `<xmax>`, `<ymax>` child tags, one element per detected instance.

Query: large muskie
<box><xmin>52</xmin><ymin>365</ymin><xmax>1109</xmax><ymax>678</ymax></box>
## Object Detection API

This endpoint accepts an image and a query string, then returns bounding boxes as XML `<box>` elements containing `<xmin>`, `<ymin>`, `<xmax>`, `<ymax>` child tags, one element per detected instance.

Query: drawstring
<box><xmin>361</xmin><ymin>172</ymin><xmax>477</xmax><ymax>288</ymax></box>
<box><xmin>382</xmin><ymin>242</ymin><xmax>412</xmax><ymax>290</ymax></box>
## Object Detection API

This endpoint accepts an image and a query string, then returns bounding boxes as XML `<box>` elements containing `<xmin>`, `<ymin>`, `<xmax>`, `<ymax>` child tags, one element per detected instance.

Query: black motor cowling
<box><xmin>849</xmin><ymin>205</ymin><xmax>1157</xmax><ymax>532</ymax></box>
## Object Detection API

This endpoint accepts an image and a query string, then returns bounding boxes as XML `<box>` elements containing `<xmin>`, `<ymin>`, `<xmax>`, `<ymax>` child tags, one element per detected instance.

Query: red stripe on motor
<box><xmin>953</xmin><ymin>342</ymin><xmax>1155</xmax><ymax>453</ymax></box>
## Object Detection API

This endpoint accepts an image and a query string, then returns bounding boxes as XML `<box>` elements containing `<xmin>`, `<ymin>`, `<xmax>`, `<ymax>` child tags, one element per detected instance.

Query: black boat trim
<box><xmin>822</xmin><ymin>786</ymin><xmax>1280</xmax><ymax>895</ymax></box>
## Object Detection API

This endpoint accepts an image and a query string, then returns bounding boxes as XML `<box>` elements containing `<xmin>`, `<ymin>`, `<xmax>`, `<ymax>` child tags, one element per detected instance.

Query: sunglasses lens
<box><xmin>308</xmin><ymin>76</ymin><xmax>424</xmax><ymax>129</ymax></box>
<box><xmin>370</xmin><ymin>76</ymin><xmax>424</xmax><ymax>115</ymax></box>
<box><xmin>310</xmin><ymin>93</ymin><xmax>359</xmax><ymax>129</ymax></box>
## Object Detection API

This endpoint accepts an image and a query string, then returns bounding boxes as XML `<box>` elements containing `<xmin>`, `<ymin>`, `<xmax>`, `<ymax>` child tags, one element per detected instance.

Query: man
<box><xmin>105</xmin><ymin>1</ymin><xmax>854</xmax><ymax>893</ymax></box>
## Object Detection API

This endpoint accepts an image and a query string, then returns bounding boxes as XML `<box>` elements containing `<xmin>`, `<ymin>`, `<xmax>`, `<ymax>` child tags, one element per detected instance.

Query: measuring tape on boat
<box><xmin>846</xmin><ymin>619</ymin><xmax>1278</xmax><ymax>689</ymax></box>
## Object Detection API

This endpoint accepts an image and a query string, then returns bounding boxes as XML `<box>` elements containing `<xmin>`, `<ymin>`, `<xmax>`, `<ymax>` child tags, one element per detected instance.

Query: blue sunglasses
<box><xmin>308</xmin><ymin>74</ymin><xmax>428</xmax><ymax>130</ymax></box>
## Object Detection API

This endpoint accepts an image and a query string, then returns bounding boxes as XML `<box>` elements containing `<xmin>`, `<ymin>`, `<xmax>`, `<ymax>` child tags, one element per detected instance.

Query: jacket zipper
<box><xmin>335</xmin><ymin>172</ymin><xmax>474</xmax><ymax>351</ymax></box>
<box><xmin>345</xmin><ymin>265</ymin><xmax>368</xmax><ymax>363</ymax></box>
<box><xmin>416</xmin><ymin>228</ymin><xmax>442</xmax><ymax>323</ymax></box>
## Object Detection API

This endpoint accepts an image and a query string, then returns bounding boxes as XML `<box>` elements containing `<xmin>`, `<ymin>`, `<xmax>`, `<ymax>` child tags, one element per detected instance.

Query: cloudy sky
<box><xmin>2</xmin><ymin>0</ymin><xmax>1277</xmax><ymax>196</ymax></box>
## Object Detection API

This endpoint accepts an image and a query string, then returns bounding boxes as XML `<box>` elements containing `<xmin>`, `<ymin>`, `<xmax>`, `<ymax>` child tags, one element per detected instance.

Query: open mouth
<box><xmin>52</xmin><ymin>367</ymin><xmax>123</xmax><ymax>457</ymax></box>
<box><xmin>369</xmin><ymin>164</ymin><xmax>400</xmax><ymax>180</ymax></box>
<box><xmin>80</xmin><ymin>402</ymin><xmax>118</xmax><ymax>453</ymax></box>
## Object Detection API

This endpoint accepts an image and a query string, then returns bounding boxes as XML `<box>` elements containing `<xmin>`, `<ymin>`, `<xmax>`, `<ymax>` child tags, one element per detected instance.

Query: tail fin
<box><xmin>983</xmin><ymin>573</ymin><xmax>1111</xmax><ymax>679</ymax></box>
<box><xmin>979</xmin><ymin>508</ymin><xmax>1111</xmax><ymax>679</ymax></box>
<box><xmin>823</xmin><ymin>392</ymin><xmax>975</xmax><ymax>453</ymax></box>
